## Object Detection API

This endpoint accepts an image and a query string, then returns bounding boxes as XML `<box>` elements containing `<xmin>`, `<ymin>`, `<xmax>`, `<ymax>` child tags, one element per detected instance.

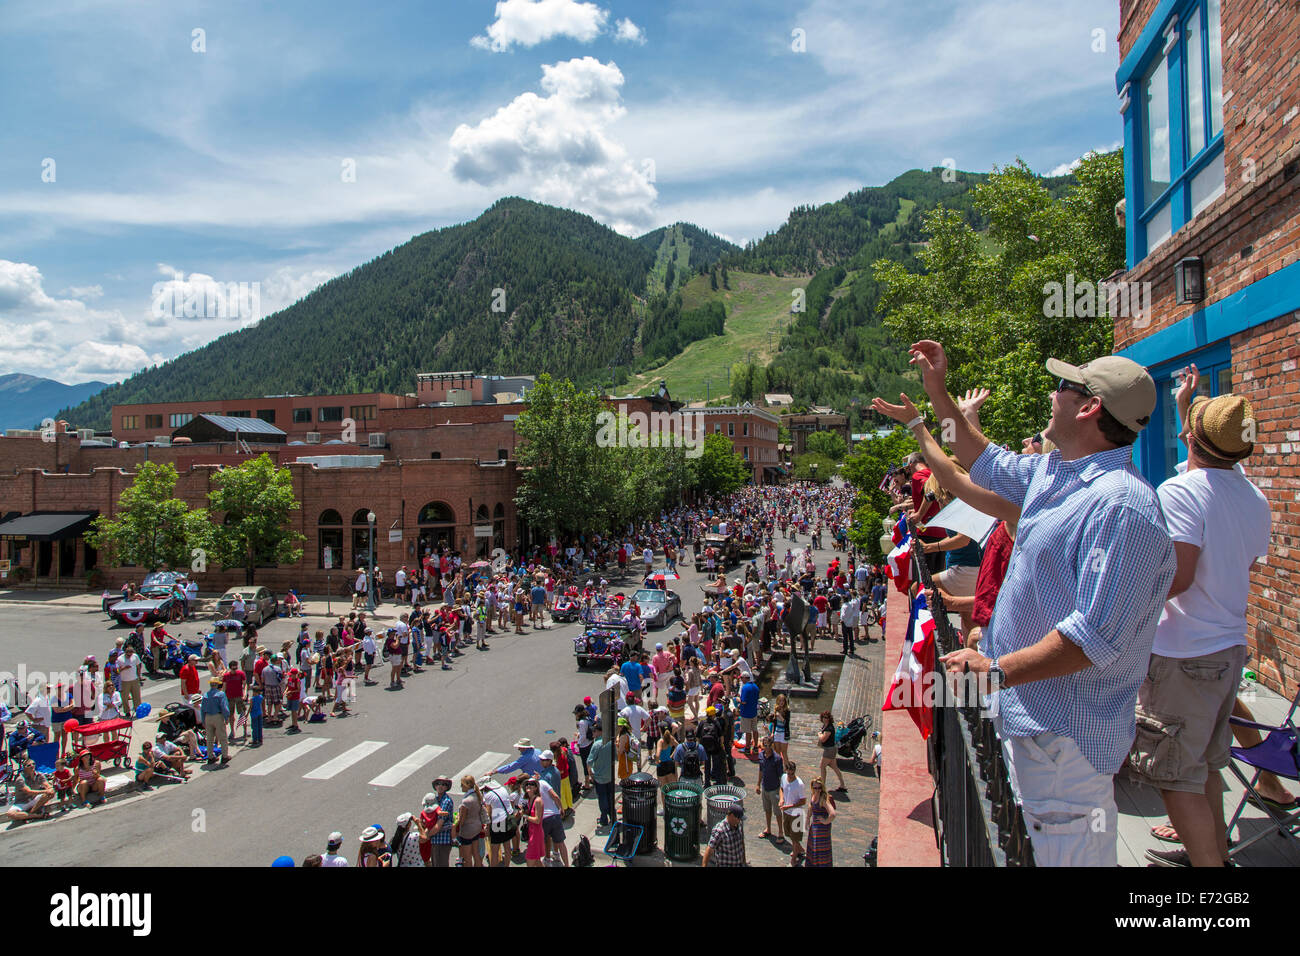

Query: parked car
<box><xmin>215</xmin><ymin>586</ymin><xmax>278</xmax><ymax>626</ymax></box>
<box><xmin>633</xmin><ymin>588</ymin><xmax>681</xmax><ymax>629</ymax></box>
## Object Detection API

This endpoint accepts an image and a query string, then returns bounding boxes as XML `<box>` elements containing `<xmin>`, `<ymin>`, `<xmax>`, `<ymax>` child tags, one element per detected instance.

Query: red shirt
<box><xmin>813</xmin><ymin>595</ymin><xmax>828</xmax><ymax>614</ymax></box>
<box><xmin>972</xmin><ymin>522</ymin><xmax>1015</xmax><ymax>628</ymax></box>
<box><xmin>910</xmin><ymin>467</ymin><xmax>944</xmax><ymax>539</ymax></box>
<box><xmin>221</xmin><ymin>669</ymin><xmax>246</xmax><ymax>700</ymax></box>
<box><xmin>179</xmin><ymin>663</ymin><xmax>200</xmax><ymax>697</ymax></box>
<box><xmin>254</xmin><ymin>657</ymin><xmax>268</xmax><ymax>681</ymax></box>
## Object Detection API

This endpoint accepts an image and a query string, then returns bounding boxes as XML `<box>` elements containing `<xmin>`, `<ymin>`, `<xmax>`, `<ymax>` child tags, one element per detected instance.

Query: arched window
<box><xmin>319</xmin><ymin>510</ymin><xmax>344</xmax><ymax>569</ymax></box>
<box><xmin>493</xmin><ymin>503</ymin><xmax>506</xmax><ymax>552</ymax></box>
<box><xmin>418</xmin><ymin>501</ymin><xmax>456</xmax><ymax>557</ymax></box>
<box><xmin>351</xmin><ymin>509</ymin><xmax>374</xmax><ymax>571</ymax></box>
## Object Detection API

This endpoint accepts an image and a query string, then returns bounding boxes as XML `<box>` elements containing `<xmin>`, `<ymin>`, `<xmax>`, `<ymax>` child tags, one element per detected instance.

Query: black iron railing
<box><xmin>909</xmin><ymin>521</ymin><xmax>1035</xmax><ymax>867</ymax></box>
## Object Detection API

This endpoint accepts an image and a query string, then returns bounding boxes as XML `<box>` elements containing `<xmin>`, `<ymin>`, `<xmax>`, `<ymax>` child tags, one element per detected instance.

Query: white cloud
<box><xmin>471</xmin><ymin>0</ymin><xmax>608</xmax><ymax>52</ymax></box>
<box><xmin>1049</xmin><ymin>141</ymin><xmax>1123</xmax><ymax>177</ymax></box>
<box><xmin>448</xmin><ymin>57</ymin><xmax>657</xmax><ymax>233</ymax></box>
<box><xmin>59</xmin><ymin>284</ymin><xmax>103</xmax><ymax>299</ymax></box>
<box><xmin>613</xmin><ymin>18</ymin><xmax>646</xmax><ymax>45</ymax></box>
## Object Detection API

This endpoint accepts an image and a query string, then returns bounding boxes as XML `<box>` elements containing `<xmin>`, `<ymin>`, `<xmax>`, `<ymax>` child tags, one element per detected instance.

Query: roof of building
<box><xmin>186</xmin><ymin>414</ymin><xmax>286</xmax><ymax>436</ymax></box>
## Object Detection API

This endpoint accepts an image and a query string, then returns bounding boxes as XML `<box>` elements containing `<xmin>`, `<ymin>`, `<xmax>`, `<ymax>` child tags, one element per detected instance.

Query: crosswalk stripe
<box><xmin>449</xmin><ymin>751</ymin><xmax>510</xmax><ymax>786</ymax></box>
<box><xmin>368</xmin><ymin>744</ymin><xmax>448</xmax><ymax>788</ymax></box>
<box><xmin>304</xmin><ymin>740</ymin><xmax>388</xmax><ymax>780</ymax></box>
<box><xmin>241</xmin><ymin>737</ymin><xmax>331</xmax><ymax>776</ymax></box>
<box><xmin>141</xmin><ymin>679</ymin><xmax>180</xmax><ymax>697</ymax></box>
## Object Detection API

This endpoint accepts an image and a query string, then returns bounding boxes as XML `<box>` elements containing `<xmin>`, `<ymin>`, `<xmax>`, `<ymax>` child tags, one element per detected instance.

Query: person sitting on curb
<box><xmin>6</xmin><ymin>759</ymin><xmax>55</xmax><ymax>821</ymax></box>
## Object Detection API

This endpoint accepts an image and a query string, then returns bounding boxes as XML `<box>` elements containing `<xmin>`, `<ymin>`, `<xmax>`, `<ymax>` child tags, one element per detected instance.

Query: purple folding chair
<box><xmin>1226</xmin><ymin>688</ymin><xmax>1300</xmax><ymax>860</ymax></box>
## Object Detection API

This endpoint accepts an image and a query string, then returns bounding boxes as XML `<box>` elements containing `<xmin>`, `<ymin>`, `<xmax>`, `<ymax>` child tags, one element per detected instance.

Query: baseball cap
<box><xmin>327</xmin><ymin>831</ymin><xmax>343</xmax><ymax>846</ymax></box>
<box><xmin>1045</xmin><ymin>355</ymin><xmax>1155</xmax><ymax>433</ymax></box>
<box><xmin>539</xmin><ymin>750</ymin><xmax>553</xmax><ymax>762</ymax></box>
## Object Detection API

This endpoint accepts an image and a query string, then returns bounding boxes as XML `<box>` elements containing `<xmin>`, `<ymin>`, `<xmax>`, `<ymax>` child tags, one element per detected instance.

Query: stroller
<box><xmin>834</xmin><ymin>715</ymin><xmax>873</xmax><ymax>770</ymax></box>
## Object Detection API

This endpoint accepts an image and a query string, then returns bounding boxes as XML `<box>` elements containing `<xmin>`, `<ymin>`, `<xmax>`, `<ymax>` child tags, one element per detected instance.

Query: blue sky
<box><xmin>0</xmin><ymin>0</ymin><xmax>1122</xmax><ymax>384</ymax></box>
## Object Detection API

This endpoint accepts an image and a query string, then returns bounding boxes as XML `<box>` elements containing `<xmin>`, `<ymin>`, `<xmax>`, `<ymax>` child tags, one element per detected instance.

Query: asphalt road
<box><xmin>0</xmin><ymin>534</ymin><xmax>848</xmax><ymax>865</ymax></box>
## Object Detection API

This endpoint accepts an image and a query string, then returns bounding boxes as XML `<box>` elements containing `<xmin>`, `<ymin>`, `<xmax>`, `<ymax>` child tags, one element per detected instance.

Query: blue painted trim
<box><xmin>1117</xmin><ymin>0</ymin><xmax>1180</xmax><ymax>90</ymax></box>
<box><xmin>1134</xmin><ymin>340</ymin><xmax>1231</xmax><ymax>482</ymax></box>
<box><xmin>1116</xmin><ymin>258</ymin><xmax>1300</xmax><ymax>368</ymax></box>
<box><xmin>1124</xmin><ymin>109</ymin><xmax>1140</xmax><ymax>269</ymax></box>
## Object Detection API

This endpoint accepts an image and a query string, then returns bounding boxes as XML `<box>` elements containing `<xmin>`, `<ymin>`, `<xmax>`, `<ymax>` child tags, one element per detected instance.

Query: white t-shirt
<box><xmin>780</xmin><ymin>775</ymin><xmax>805</xmax><ymax>816</ymax></box>
<box><xmin>394</xmin><ymin>569</ymin><xmax>406</xmax><ymax>587</ymax></box>
<box><xmin>643</xmin><ymin>548</ymin><xmax>654</xmax><ymax>565</ymax></box>
<box><xmin>1154</xmin><ymin>467</ymin><xmax>1271</xmax><ymax>658</ymax></box>
<box><xmin>538</xmin><ymin>779</ymin><xmax>562</xmax><ymax>819</ymax></box>
<box><xmin>322</xmin><ymin>852</ymin><xmax>348</xmax><ymax>867</ymax></box>
<box><xmin>186</xmin><ymin>581</ymin><xmax>198</xmax><ymax>602</ymax></box>
<box><xmin>605</xmin><ymin>672</ymin><xmax>629</xmax><ymax>701</ymax></box>
<box><xmin>619</xmin><ymin>704</ymin><xmax>649</xmax><ymax>738</ymax></box>
<box><xmin>117</xmin><ymin>654</ymin><xmax>140</xmax><ymax>681</ymax></box>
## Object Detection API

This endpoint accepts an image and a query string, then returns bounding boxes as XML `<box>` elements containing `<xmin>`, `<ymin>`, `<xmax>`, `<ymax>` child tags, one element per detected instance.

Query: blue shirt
<box><xmin>587</xmin><ymin>737</ymin><xmax>614</xmax><ymax>784</ymax></box>
<box><xmin>493</xmin><ymin>747</ymin><xmax>545</xmax><ymax>777</ymax></box>
<box><xmin>248</xmin><ymin>694</ymin><xmax>263</xmax><ymax>718</ymax></box>
<box><xmin>430</xmin><ymin>793</ymin><xmax>455</xmax><ymax>845</ymax></box>
<box><xmin>738</xmin><ymin>681</ymin><xmax>759</xmax><ymax>719</ymax></box>
<box><xmin>200</xmin><ymin>688</ymin><xmax>229</xmax><ymax>719</ymax></box>
<box><xmin>757</xmin><ymin>749</ymin><xmax>784</xmax><ymax>791</ymax></box>
<box><xmin>971</xmin><ymin>443</ymin><xmax>1175</xmax><ymax>774</ymax></box>
<box><xmin>620</xmin><ymin>660</ymin><xmax>642</xmax><ymax>692</ymax></box>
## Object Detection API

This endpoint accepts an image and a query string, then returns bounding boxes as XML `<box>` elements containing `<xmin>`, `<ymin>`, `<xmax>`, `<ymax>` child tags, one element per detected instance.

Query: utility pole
<box><xmin>704</xmin><ymin>379</ymin><xmax>711</xmax><ymax>403</ymax></box>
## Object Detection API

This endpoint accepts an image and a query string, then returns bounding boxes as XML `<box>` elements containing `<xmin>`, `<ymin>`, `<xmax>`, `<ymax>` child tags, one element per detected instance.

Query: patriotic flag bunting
<box><xmin>883</xmin><ymin>593</ymin><xmax>938</xmax><ymax>739</ymax></box>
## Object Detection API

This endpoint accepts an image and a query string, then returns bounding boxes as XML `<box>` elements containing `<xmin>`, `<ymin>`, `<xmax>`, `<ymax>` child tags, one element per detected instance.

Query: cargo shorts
<box><xmin>1126</xmin><ymin>645</ymin><xmax>1246</xmax><ymax>794</ymax></box>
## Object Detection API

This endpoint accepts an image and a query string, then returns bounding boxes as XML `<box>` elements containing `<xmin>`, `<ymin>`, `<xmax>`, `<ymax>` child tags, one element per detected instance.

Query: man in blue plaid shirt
<box><xmin>899</xmin><ymin>340</ymin><xmax>1175</xmax><ymax>867</ymax></box>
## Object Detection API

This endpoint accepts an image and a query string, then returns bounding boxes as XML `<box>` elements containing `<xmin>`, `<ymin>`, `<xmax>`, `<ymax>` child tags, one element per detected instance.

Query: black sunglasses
<box><xmin>1055</xmin><ymin>378</ymin><xmax>1092</xmax><ymax>398</ymax></box>
<box><xmin>1031</xmin><ymin>433</ymin><xmax>1043</xmax><ymax>446</ymax></box>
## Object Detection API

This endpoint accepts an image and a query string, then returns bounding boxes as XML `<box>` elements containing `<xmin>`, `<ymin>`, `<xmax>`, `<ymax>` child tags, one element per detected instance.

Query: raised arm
<box><xmin>905</xmin><ymin>341</ymin><xmax>989</xmax><ymax>470</ymax></box>
<box><xmin>871</xmin><ymin>392</ymin><xmax>1020</xmax><ymax>524</ymax></box>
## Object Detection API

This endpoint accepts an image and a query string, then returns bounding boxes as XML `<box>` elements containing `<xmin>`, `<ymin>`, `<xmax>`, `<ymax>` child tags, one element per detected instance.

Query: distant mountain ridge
<box><xmin>0</xmin><ymin>373</ymin><xmax>108</xmax><ymax>431</ymax></box>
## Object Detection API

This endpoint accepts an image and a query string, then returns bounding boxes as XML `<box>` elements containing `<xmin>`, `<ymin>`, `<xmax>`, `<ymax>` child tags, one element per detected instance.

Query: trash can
<box><xmin>663</xmin><ymin>782</ymin><xmax>703</xmax><ymax>862</ymax></box>
<box><xmin>620</xmin><ymin>772</ymin><xmax>659</xmax><ymax>855</ymax></box>
<box><xmin>704</xmin><ymin>784</ymin><xmax>745</xmax><ymax>833</ymax></box>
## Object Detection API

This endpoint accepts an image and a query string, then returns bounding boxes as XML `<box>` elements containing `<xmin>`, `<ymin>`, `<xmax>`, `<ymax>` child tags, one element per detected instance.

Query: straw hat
<box><xmin>1189</xmin><ymin>394</ymin><xmax>1255</xmax><ymax>463</ymax></box>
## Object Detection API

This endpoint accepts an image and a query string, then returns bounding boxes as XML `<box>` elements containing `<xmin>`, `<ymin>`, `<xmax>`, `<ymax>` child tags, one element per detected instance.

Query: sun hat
<box><xmin>189</xmin><ymin>694</ymin><xmax>202</xmax><ymax>704</ymax></box>
<box><xmin>1189</xmin><ymin>394</ymin><xmax>1255</xmax><ymax>462</ymax></box>
<box><xmin>360</xmin><ymin>826</ymin><xmax>381</xmax><ymax>842</ymax></box>
<box><xmin>1045</xmin><ymin>355</ymin><xmax>1155</xmax><ymax>433</ymax></box>
<box><xmin>514</xmin><ymin>737</ymin><xmax>532</xmax><ymax>749</ymax></box>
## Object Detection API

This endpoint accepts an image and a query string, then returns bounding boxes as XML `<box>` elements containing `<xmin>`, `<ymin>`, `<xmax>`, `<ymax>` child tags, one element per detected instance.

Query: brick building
<box><xmin>782</xmin><ymin>412</ymin><xmax>851</xmax><ymax>457</ymax></box>
<box><xmin>694</xmin><ymin>403</ymin><xmax>782</xmax><ymax>483</ymax></box>
<box><xmin>1113</xmin><ymin>0</ymin><xmax>1300</xmax><ymax>694</ymax></box>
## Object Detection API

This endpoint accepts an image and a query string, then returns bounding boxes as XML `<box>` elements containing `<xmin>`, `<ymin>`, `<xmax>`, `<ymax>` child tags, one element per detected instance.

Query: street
<box><xmin>0</xmin><ymin>538</ymin><xmax>854</xmax><ymax>865</ymax></box>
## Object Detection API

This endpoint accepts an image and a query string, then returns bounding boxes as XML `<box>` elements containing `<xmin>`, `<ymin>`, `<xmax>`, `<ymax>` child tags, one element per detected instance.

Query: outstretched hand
<box><xmin>908</xmin><ymin>340</ymin><xmax>948</xmax><ymax>393</ymax></box>
<box><xmin>871</xmin><ymin>393</ymin><xmax>919</xmax><ymax>424</ymax></box>
<box><xmin>1174</xmin><ymin>363</ymin><xmax>1199</xmax><ymax>421</ymax></box>
<box><xmin>958</xmin><ymin>388</ymin><xmax>990</xmax><ymax>414</ymax></box>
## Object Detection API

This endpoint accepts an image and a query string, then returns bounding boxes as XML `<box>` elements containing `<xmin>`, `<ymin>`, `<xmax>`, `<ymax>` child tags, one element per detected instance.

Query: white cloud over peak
<box><xmin>471</xmin><ymin>0</ymin><xmax>609</xmax><ymax>52</ymax></box>
<box><xmin>1048</xmin><ymin>141</ymin><xmax>1122</xmax><ymax>177</ymax></box>
<box><xmin>448</xmin><ymin>57</ymin><xmax>657</xmax><ymax>234</ymax></box>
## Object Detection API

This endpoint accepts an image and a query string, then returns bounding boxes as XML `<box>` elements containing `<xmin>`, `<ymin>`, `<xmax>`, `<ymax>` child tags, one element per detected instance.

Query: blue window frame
<box><xmin>1119</xmin><ymin>0</ymin><xmax>1225</xmax><ymax>267</ymax></box>
<box><xmin>1135</xmin><ymin>339</ymin><xmax>1231</xmax><ymax>486</ymax></box>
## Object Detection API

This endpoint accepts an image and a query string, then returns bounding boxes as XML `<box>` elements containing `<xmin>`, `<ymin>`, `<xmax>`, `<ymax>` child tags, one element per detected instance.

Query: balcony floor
<box><xmin>1114</xmin><ymin>680</ymin><xmax>1300</xmax><ymax>867</ymax></box>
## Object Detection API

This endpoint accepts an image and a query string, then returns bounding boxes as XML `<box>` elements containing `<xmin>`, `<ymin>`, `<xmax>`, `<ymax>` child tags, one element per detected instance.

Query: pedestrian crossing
<box><xmin>239</xmin><ymin>737</ymin><xmax>512</xmax><ymax>790</ymax></box>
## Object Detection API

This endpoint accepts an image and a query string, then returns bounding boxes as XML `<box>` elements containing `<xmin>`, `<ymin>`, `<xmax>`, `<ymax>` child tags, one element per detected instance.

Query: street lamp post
<box><xmin>810</xmin><ymin>462</ymin><xmax>819</xmax><ymax>486</ymax></box>
<box><xmin>366</xmin><ymin>511</ymin><xmax>377</xmax><ymax>612</ymax></box>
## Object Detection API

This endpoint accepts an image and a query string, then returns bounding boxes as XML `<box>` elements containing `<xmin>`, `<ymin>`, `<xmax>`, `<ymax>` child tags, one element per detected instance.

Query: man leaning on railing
<box><xmin>893</xmin><ymin>340</ymin><xmax>1176</xmax><ymax>867</ymax></box>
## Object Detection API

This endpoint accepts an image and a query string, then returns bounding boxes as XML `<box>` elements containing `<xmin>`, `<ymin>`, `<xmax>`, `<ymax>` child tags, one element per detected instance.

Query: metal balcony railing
<box><xmin>908</xmin><ymin>519</ymin><xmax>1035</xmax><ymax>867</ymax></box>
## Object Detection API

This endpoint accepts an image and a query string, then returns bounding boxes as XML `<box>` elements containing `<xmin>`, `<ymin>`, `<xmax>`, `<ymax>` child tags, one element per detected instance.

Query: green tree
<box><xmin>85</xmin><ymin>461</ymin><xmax>211</xmax><ymax>572</ymax></box>
<box><xmin>792</xmin><ymin>451</ymin><xmax>836</xmax><ymax>483</ymax></box>
<box><xmin>694</xmin><ymin>432</ymin><xmax>750</xmax><ymax>497</ymax></box>
<box><xmin>805</xmin><ymin>430</ymin><xmax>847</xmax><ymax>461</ymax></box>
<box><xmin>206</xmin><ymin>454</ymin><xmax>304</xmax><ymax>585</ymax></box>
<box><xmin>515</xmin><ymin>374</ymin><xmax>608</xmax><ymax>539</ymax></box>
<box><xmin>872</xmin><ymin>152</ymin><xmax>1124</xmax><ymax>445</ymax></box>
<box><xmin>841</xmin><ymin>428</ymin><xmax>915</xmax><ymax>562</ymax></box>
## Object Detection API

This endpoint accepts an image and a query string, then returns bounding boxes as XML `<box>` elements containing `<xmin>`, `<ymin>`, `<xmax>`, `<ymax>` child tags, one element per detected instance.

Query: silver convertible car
<box><xmin>633</xmin><ymin>588</ymin><xmax>682</xmax><ymax>629</ymax></box>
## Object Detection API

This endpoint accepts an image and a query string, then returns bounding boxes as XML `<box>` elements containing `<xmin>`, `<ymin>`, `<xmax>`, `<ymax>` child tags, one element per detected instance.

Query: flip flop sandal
<box><xmin>1247</xmin><ymin>792</ymin><xmax>1300</xmax><ymax>814</ymax></box>
<box><xmin>1150</xmin><ymin>822</ymin><xmax>1181</xmax><ymax>844</ymax></box>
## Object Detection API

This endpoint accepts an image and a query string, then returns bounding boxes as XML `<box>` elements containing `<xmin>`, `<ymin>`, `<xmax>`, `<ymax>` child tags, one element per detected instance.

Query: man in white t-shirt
<box><xmin>779</xmin><ymin>760</ymin><xmax>807</xmax><ymax>863</ymax></box>
<box><xmin>322</xmin><ymin>832</ymin><xmax>348</xmax><ymax>867</ymax></box>
<box><xmin>643</xmin><ymin>546</ymin><xmax>654</xmax><ymax>574</ymax></box>
<box><xmin>1130</xmin><ymin>386</ymin><xmax>1272</xmax><ymax>868</ymax></box>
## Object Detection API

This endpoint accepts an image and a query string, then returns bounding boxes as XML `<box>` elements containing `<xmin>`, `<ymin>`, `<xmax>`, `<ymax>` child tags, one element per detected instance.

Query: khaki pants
<box><xmin>203</xmin><ymin>714</ymin><xmax>229</xmax><ymax>761</ymax></box>
<box><xmin>121</xmin><ymin>679</ymin><xmax>142</xmax><ymax>716</ymax></box>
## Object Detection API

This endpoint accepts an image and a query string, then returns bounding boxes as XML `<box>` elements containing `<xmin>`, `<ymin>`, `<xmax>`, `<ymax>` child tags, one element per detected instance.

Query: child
<box><xmin>475</xmin><ymin>601</ymin><xmax>488</xmax><ymax>650</ymax></box>
<box><xmin>301</xmin><ymin>695</ymin><xmax>327</xmax><ymax>723</ymax></box>
<box><xmin>285</xmin><ymin>668</ymin><xmax>302</xmax><ymax>732</ymax></box>
<box><xmin>249</xmin><ymin>687</ymin><xmax>264</xmax><ymax>746</ymax></box>
<box><xmin>52</xmin><ymin>756</ymin><xmax>74</xmax><ymax>809</ymax></box>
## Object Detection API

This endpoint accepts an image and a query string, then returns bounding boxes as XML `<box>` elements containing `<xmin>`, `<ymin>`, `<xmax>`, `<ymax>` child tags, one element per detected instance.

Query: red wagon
<box><xmin>66</xmin><ymin>718</ymin><xmax>134</xmax><ymax>768</ymax></box>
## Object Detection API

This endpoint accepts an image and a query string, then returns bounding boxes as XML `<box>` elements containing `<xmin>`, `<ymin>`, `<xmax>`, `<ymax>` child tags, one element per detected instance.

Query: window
<box><xmin>349</xmin><ymin>405</ymin><xmax>376</xmax><ymax>421</ymax></box>
<box><xmin>714</xmin><ymin>423</ymin><xmax>722</xmax><ymax>434</ymax></box>
<box><xmin>256</xmin><ymin>409</ymin><xmax>276</xmax><ymax>423</ymax></box>
<box><xmin>169</xmin><ymin>412</ymin><xmax>193</xmax><ymax>428</ymax></box>
<box><xmin>319</xmin><ymin>406</ymin><xmax>344</xmax><ymax>422</ymax></box>
<box><xmin>1140</xmin><ymin>340</ymin><xmax>1231</xmax><ymax>485</ymax></box>
<box><xmin>430</xmin><ymin>451</ymin><xmax>441</xmax><ymax>459</ymax></box>
<box><xmin>317</xmin><ymin>509</ymin><xmax>343</xmax><ymax>569</ymax></box>
<box><xmin>742</xmin><ymin>422</ymin><xmax>749</xmax><ymax>436</ymax></box>
<box><xmin>145</xmin><ymin>414</ymin><xmax>163</xmax><ymax>429</ymax></box>
<box><xmin>121</xmin><ymin>415</ymin><xmax>138</xmax><ymax>430</ymax></box>
<box><xmin>727</xmin><ymin>422</ymin><xmax>735</xmax><ymax>437</ymax></box>
<box><xmin>292</xmin><ymin>408</ymin><xmax>312</xmax><ymax>424</ymax></box>
<box><xmin>1129</xmin><ymin>0</ymin><xmax>1225</xmax><ymax>263</ymax></box>
<box><xmin>743</xmin><ymin>446</ymin><xmax>750</xmax><ymax>460</ymax></box>
<box><xmin>497</xmin><ymin>448</ymin><xmax>507</xmax><ymax>461</ymax></box>
<box><xmin>226</xmin><ymin>410</ymin><xmax>250</xmax><ymax>418</ymax></box>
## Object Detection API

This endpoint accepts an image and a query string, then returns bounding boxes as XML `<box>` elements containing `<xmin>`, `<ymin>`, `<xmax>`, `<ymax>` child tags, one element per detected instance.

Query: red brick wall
<box><xmin>1232</xmin><ymin>313</ymin><xmax>1300</xmax><ymax>697</ymax></box>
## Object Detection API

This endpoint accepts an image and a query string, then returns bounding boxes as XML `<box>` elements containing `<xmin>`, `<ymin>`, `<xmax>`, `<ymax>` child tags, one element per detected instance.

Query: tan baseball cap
<box><xmin>1046</xmin><ymin>355</ymin><xmax>1156</xmax><ymax>433</ymax></box>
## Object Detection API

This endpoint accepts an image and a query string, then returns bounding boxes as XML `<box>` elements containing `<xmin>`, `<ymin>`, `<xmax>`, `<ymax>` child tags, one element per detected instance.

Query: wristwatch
<box><xmin>987</xmin><ymin>658</ymin><xmax>1006</xmax><ymax>691</ymax></box>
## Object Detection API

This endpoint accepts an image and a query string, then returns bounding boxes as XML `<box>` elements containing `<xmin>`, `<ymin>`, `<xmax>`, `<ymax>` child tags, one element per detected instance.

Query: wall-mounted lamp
<box><xmin>1175</xmin><ymin>256</ymin><xmax>1205</xmax><ymax>304</ymax></box>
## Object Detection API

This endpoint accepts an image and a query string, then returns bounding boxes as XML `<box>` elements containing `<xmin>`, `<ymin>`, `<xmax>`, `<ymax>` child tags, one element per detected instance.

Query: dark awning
<box><xmin>0</xmin><ymin>511</ymin><xmax>97</xmax><ymax>541</ymax></box>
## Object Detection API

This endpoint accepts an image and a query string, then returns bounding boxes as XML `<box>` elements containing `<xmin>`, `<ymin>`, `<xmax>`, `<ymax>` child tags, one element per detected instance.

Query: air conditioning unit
<box><xmin>368</xmin><ymin>433</ymin><xmax>387</xmax><ymax>448</ymax></box>
<box><xmin>305</xmin><ymin>432</ymin><xmax>322</xmax><ymax>444</ymax></box>
<box><xmin>77</xmin><ymin>428</ymin><xmax>95</xmax><ymax>441</ymax></box>
<box><xmin>153</xmin><ymin>436</ymin><xmax>171</xmax><ymax>445</ymax></box>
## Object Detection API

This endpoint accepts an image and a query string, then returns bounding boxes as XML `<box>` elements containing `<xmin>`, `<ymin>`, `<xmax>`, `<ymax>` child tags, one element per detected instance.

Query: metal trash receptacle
<box><xmin>620</xmin><ymin>772</ymin><xmax>659</xmax><ymax>855</ymax></box>
<box><xmin>663</xmin><ymin>782</ymin><xmax>703</xmax><ymax>862</ymax></box>
<box><xmin>704</xmin><ymin>783</ymin><xmax>745</xmax><ymax>833</ymax></box>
